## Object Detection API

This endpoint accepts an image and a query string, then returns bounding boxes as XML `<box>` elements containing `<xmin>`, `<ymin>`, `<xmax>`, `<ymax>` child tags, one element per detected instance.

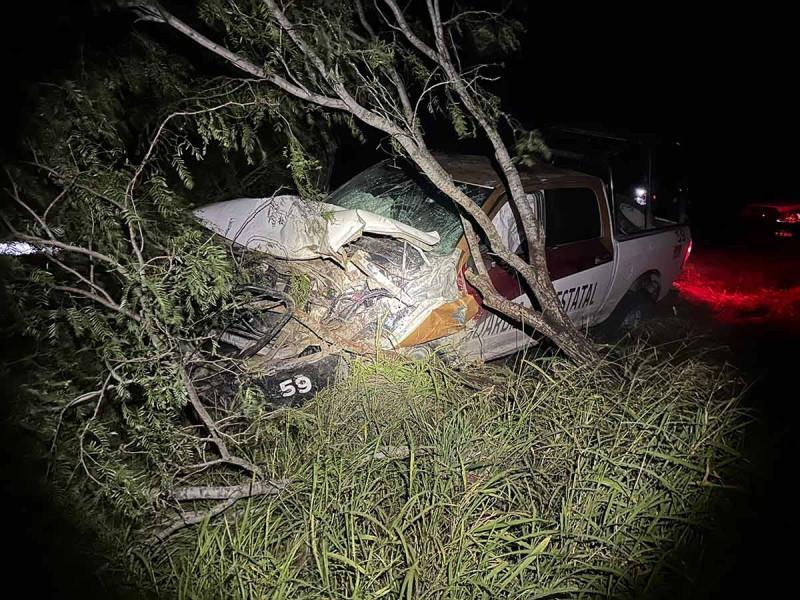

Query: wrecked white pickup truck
<box><xmin>195</xmin><ymin>154</ymin><xmax>691</xmax><ymax>402</ymax></box>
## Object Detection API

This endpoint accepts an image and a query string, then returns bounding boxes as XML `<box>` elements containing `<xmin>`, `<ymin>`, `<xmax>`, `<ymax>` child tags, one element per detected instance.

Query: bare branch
<box><xmin>354</xmin><ymin>0</ymin><xmax>377</xmax><ymax>38</ymax></box>
<box><xmin>43</xmin><ymin>188</ymin><xmax>70</xmax><ymax>224</ymax></box>
<box><xmin>380</xmin><ymin>0</ymin><xmax>438</xmax><ymax>61</ymax></box>
<box><xmin>442</xmin><ymin>7</ymin><xmax>509</xmax><ymax>26</ymax></box>
<box><xmin>16</xmin><ymin>235</ymin><xmax>124</xmax><ymax>270</ymax></box>
<box><xmin>4</xmin><ymin>170</ymin><xmax>56</xmax><ymax>239</ymax></box>
<box><xmin>47</xmin><ymin>385</ymin><xmax>118</xmax><ymax>477</ymax></box>
<box><xmin>48</xmin><ymin>255</ymin><xmax>116</xmax><ymax>304</ymax></box>
<box><xmin>76</xmin><ymin>373</ymin><xmax>115</xmax><ymax>487</ymax></box>
<box><xmin>151</xmin><ymin>498</ymin><xmax>237</xmax><ymax>543</ymax></box>
<box><xmin>172</xmin><ymin>478</ymin><xmax>289</xmax><ymax>502</ymax></box>
<box><xmin>355</xmin><ymin>0</ymin><xmax>418</xmax><ymax>129</ymax></box>
<box><xmin>183</xmin><ymin>370</ymin><xmax>262</xmax><ymax>476</ymax></box>
<box><xmin>151</xmin><ymin>478</ymin><xmax>288</xmax><ymax>543</ymax></box>
<box><xmin>291</xmin><ymin>307</ymin><xmax>399</xmax><ymax>358</ymax></box>
<box><xmin>460</xmin><ymin>217</ymin><xmax>553</xmax><ymax>337</ymax></box>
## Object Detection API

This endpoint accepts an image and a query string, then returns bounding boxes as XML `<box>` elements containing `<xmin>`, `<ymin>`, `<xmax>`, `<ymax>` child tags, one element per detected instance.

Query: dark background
<box><xmin>4</xmin><ymin>2</ymin><xmax>791</xmax><ymax>222</ymax></box>
<box><xmin>1</xmin><ymin>2</ymin><xmax>795</xmax><ymax>599</ymax></box>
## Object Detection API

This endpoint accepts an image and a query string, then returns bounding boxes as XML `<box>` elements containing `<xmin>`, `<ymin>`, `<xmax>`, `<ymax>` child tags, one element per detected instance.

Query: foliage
<box><xmin>132</xmin><ymin>344</ymin><xmax>747</xmax><ymax>599</ymax></box>
<box><xmin>289</xmin><ymin>272</ymin><xmax>312</xmax><ymax>310</ymax></box>
<box><xmin>514</xmin><ymin>128</ymin><xmax>553</xmax><ymax>166</ymax></box>
<box><xmin>0</xmin><ymin>23</ymin><xmax>337</xmax><ymax>536</ymax></box>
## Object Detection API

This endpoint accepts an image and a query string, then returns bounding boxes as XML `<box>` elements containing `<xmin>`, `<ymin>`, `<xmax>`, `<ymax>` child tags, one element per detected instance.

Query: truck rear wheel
<box><xmin>594</xmin><ymin>290</ymin><xmax>655</xmax><ymax>342</ymax></box>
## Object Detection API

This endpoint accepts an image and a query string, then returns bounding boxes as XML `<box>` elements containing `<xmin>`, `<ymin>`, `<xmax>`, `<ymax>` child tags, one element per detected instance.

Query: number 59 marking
<box><xmin>279</xmin><ymin>374</ymin><xmax>313</xmax><ymax>397</ymax></box>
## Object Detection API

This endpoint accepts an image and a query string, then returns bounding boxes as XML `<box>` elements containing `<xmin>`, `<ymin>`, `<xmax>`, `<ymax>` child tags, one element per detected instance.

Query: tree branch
<box><xmin>140</xmin><ymin>2</ymin><xmax>349</xmax><ymax>111</ymax></box>
<box><xmin>262</xmin><ymin>0</ymin><xmax>407</xmax><ymax>137</ymax></box>
<box><xmin>355</xmin><ymin>0</ymin><xmax>417</xmax><ymax>129</ymax></box>
<box><xmin>49</xmin><ymin>256</ymin><xmax>116</xmax><ymax>305</ymax></box>
<box><xmin>386</xmin><ymin>0</ymin><xmax>598</xmax><ymax>362</ymax></box>
<box><xmin>183</xmin><ymin>370</ymin><xmax>262</xmax><ymax>476</ymax></box>
<box><xmin>17</xmin><ymin>236</ymin><xmax>123</xmax><ymax>270</ymax></box>
<box><xmin>172</xmin><ymin>478</ymin><xmax>289</xmax><ymax>502</ymax></box>
<box><xmin>52</xmin><ymin>285</ymin><xmax>142</xmax><ymax>322</ymax></box>
<box><xmin>131</xmin><ymin>0</ymin><xmax>598</xmax><ymax>363</ymax></box>
<box><xmin>151</xmin><ymin>478</ymin><xmax>289</xmax><ymax>542</ymax></box>
<box><xmin>460</xmin><ymin>216</ymin><xmax>554</xmax><ymax>336</ymax></box>
<box><xmin>151</xmin><ymin>498</ymin><xmax>237</xmax><ymax>543</ymax></box>
<box><xmin>380</xmin><ymin>0</ymin><xmax>438</xmax><ymax>61</ymax></box>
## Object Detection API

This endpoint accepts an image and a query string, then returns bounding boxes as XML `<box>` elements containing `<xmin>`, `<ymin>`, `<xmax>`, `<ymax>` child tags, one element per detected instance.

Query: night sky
<box><xmin>6</xmin><ymin>2</ymin><xmax>790</xmax><ymax>220</ymax></box>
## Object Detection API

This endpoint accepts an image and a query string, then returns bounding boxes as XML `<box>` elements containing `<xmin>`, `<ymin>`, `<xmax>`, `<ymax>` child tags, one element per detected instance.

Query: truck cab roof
<box><xmin>432</xmin><ymin>153</ymin><xmax>603</xmax><ymax>191</ymax></box>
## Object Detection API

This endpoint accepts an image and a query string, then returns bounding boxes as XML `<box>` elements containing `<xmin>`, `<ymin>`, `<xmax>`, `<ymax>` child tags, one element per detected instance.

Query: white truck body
<box><xmin>195</xmin><ymin>155</ymin><xmax>692</xmax><ymax>404</ymax></box>
<box><xmin>452</xmin><ymin>182</ymin><xmax>691</xmax><ymax>362</ymax></box>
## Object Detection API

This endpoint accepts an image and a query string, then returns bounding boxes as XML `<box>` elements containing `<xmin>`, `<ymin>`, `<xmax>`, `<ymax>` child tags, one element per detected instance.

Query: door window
<box><xmin>544</xmin><ymin>187</ymin><xmax>610</xmax><ymax>279</ymax></box>
<box><xmin>544</xmin><ymin>188</ymin><xmax>601</xmax><ymax>246</ymax></box>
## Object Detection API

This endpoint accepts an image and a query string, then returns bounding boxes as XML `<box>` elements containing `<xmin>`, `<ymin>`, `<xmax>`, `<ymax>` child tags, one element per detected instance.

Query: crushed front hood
<box><xmin>194</xmin><ymin>195</ymin><xmax>476</xmax><ymax>351</ymax></box>
<box><xmin>194</xmin><ymin>195</ymin><xmax>440</xmax><ymax>261</ymax></box>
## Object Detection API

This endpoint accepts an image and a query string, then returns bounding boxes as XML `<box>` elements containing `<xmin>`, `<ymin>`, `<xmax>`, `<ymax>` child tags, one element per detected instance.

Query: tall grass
<box><xmin>141</xmin><ymin>344</ymin><xmax>747</xmax><ymax>599</ymax></box>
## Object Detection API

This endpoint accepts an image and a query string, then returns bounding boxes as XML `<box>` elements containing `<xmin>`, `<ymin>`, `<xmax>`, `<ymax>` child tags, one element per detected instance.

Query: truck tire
<box><xmin>593</xmin><ymin>289</ymin><xmax>655</xmax><ymax>342</ymax></box>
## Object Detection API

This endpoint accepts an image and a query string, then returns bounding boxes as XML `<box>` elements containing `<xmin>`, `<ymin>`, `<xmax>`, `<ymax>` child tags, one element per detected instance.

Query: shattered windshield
<box><xmin>327</xmin><ymin>161</ymin><xmax>492</xmax><ymax>254</ymax></box>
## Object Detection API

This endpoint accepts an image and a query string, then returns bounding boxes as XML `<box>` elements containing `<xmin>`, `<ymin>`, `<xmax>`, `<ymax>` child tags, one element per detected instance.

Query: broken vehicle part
<box><xmin>250</xmin><ymin>352</ymin><xmax>345</xmax><ymax>406</ymax></box>
<box><xmin>194</xmin><ymin>194</ymin><xmax>441</xmax><ymax>261</ymax></box>
<box><xmin>195</xmin><ymin>155</ymin><xmax>691</xmax><ymax>398</ymax></box>
<box><xmin>234</xmin><ymin>286</ymin><xmax>295</xmax><ymax>359</ymax></box>
<box><xmin>195</xmin><ymin>163</ymin><xmax>493</xmax><ymax>353</ymax></box>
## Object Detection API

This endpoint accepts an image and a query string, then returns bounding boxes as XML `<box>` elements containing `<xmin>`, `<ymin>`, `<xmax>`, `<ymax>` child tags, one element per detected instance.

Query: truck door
<box><xmin>543</xmin><ymin>185</ymin><xmax>615</xmax><ymax>327</ymax></box>
<box><xmin>464</xmin><ymin>186</ymin><xmax>614</xmax><ymax>360</ymax></box>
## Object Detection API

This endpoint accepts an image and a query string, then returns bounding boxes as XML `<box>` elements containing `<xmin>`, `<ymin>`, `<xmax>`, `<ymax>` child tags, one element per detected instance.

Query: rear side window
<box><xmin>545</xmin><ymin>187</ymin><xmax>601</xmax><ymax>246</ymax></box>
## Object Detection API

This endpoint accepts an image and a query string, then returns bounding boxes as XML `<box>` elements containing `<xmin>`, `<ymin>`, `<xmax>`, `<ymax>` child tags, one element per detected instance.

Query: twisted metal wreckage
<box><xmin>195</xmin><ymin>181</ymin><xmax>483</xmax><ymax>402</ymax></box>
<box><xmin>194</xmin><ymin>156</ymin><xmax>692</xmax><ymax>403</ymax></box>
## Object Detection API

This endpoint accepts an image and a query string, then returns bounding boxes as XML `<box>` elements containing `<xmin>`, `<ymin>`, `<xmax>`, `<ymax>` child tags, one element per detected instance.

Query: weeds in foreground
<box><xmin>134</xmin><ymin>345</ymin><xmax>746</xmax><ymax>599</ymax></box>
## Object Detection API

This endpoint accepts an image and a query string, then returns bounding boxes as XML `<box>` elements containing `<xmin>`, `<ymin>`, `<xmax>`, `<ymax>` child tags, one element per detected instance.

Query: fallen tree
<box><xmin>0</xmin><ymin>36</ymin><xmax>338</xmax><ymax>539</ymax></box>
<box><xmin>2</xmin><ymin>1</ymin><xmax>604</xmax><ymax>547</ymax></box>
<box><xmin>129</xmin><ymin>0</ymin><xmax>598</xmax><ymax>363</ymax></box>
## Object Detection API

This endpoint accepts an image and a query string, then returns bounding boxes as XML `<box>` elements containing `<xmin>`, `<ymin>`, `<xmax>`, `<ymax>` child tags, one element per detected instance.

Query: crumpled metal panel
<box><xmin>194</xmin><ymin>195</ymin><xmax>440</xmax><ymax>260</ymax></box>
<box><xmin>195</xmin><ymin>196</ymin><xmax>477</xmax><ymax>352</ymax></box>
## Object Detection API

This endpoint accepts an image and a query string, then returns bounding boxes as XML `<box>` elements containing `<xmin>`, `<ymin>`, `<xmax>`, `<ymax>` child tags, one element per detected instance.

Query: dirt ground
<box><xmin>642</xmin><ymin>242</ymin><xmax>799</xmax><ymax>598</ymax></box>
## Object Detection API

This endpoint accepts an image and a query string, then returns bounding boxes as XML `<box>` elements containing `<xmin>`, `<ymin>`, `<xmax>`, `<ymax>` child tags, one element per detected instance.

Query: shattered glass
<box><xmin>327</xmin><ymin>161</ymin><xmax>492</xmax><ymax>254</ymax></box>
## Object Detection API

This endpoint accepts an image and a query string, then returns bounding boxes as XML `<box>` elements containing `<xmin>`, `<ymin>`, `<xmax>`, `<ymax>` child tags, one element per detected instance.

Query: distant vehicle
<box><xmin>741</xmin><ymin>202</ymin><xmax>800</xmax><ymax>241</ymax></box>
<box><xmin>195</xmin><ymin>154</ymin><xmax>692</xmax><ymax>402</ymax></box>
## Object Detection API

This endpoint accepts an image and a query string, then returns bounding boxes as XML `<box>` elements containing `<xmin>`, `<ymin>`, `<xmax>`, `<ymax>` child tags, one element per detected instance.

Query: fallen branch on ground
<box><xmin>172</xmin><ymin>478</ymin><xmax>290</xmax><ymax>501</ymax></box>
<box><xmin>183</xmin><ymin>368</ymin><xmax>262</xmax><ymax>476</ymax></box>
<box><xmin>151</xmin><ymin>478</ymin><xmax>290</xmax><ymax>543</ymax></box>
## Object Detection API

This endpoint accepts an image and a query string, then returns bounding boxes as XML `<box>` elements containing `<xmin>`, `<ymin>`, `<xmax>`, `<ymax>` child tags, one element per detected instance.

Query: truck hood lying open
<box><xmin>194</xmin><ymin>196</ymin><xmax>478</xmax><ymax>350</ymax></box>
<box><xmin>195</xmin><ymin>195</ymin><xmax>441</xmax><ymax>261</ymax></box>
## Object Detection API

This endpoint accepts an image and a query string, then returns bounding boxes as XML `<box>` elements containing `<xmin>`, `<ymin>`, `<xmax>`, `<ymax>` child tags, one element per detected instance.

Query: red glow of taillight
<box><xmin>777</xmin><ymin>211</ymin><xmax>800</xmax><ymax>224</ymax></box>
<box><xmin>682</xmin><ymin>240</ymin><xmax>693</xmax><ymax>269</ymax></box>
